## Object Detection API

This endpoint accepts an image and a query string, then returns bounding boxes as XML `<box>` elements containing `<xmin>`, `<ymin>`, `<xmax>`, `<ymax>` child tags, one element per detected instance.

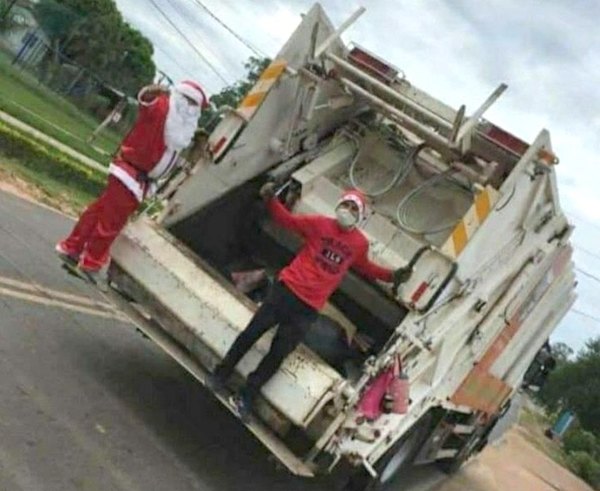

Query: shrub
<box><xmin>567</xmin><ymin>451</ymin><xmax>600</xmax><ymax>489</ymax></box>
<box><xmin>0</xmin><ymin>121</ymin><xmax>105</xmax><ymax>197</ymax></box>
<box><xmin>564</xmin><ymin>429</ymin><xmax>600</xmax><ymax>459</ymax></box>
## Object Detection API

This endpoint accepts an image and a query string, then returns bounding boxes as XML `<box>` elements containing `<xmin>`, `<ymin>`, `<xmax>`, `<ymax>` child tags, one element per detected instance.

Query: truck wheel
<box><xmin>342</xmin><ymin>413</ymin><xmax>432</xmax><ymax>491</ymax></box>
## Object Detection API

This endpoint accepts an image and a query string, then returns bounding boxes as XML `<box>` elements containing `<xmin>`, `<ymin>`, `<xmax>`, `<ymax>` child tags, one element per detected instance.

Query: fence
<box><xmin>0</xmin><ymin>0</ymin><xmax>149</xmax><ymax>163</ymax></box>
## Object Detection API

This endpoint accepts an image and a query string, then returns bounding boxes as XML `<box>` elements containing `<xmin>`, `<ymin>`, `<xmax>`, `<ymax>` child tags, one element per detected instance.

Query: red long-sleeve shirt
<box><xmin>268</xmin><ymin>199</ymin><xmax>393</xmax><ymax>310</ymax></box>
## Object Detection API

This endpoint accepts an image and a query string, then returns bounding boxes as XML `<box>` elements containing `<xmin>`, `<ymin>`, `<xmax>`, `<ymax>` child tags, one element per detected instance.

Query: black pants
<box><xmin>215</xmin><ymin>281</ymin><xmax>318</xmax><ymax>400</ymax></box>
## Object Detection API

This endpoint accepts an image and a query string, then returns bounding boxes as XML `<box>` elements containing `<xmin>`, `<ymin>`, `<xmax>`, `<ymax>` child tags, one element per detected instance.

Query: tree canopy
<box><xmin>199</xmin><ymin>56</ymin><xmax>270</xmax><ymax>128</ymax></box>
<box><xmin>539</xmin><ymin>338</ymin><xmax>600</xmax><ymax>435</ymax></box>
<box><xmin>34</xmin><ymin>0</ymin><xmax>155</xmax><ymax>94</ymax></box>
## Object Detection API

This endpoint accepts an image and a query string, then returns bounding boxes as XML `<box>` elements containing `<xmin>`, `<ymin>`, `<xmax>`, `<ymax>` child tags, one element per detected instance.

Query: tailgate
<box><xmin>110</xmin><ymin>217</ymin><xmax>342</xmax><ymax>427</ymax></box>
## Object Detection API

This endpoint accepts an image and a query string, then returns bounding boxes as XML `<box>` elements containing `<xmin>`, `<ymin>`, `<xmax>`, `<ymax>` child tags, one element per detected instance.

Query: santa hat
<box><xmin>338</xmin><ymin>189</ymin><xmax>367</xmax><ymax>222</ymax></box>
<box><xmin>175</xmin><ymin>80</ymin><xmax>209</xmax><ymax>109</ymax></box>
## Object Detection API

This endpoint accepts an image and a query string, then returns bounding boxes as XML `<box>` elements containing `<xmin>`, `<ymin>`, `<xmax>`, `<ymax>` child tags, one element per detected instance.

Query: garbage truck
<box><xmin>105</xmin><ymin>4</ymin><xmax>576</xmax><ymax>489</ymax></box>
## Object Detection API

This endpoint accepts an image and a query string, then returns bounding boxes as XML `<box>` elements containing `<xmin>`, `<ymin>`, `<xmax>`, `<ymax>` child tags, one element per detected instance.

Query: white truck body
<box><xmin>107</xmin><ymin>3</ymin><xmax>576</xmax><ymax>487</ymax></box>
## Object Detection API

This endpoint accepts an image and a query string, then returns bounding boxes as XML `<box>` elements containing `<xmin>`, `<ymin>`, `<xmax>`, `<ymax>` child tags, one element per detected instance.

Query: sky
<box><xmin>114</xmin><ymin>0</ymin><xmax>600</xmax><ymax>352</ymax></box>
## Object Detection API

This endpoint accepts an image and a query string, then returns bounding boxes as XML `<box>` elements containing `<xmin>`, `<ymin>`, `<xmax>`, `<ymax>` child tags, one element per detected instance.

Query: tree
<box><xmin>539</xmin><ymin>337</ymin><xmax>600</xmax><ymax>436</ymax></box>
<box><xmin>552</xmin><ymin>341</ymin><xmax>574</xmax><ymax>365</ymax></box>
<box><xmin>199</xmin><ymin>56</ymin><xmax>271</xmax><ymax>128</ymax></box>
<box><xmin>0</xmin><ymin>0</ymin><xmax>20</xmax><ymax>30</ymax></box>
<box><xmin>34</xmin><ymin>0</ymin><xmax>155</xmax><ymax>94</ymax></box>
<box><xmin>33</xmin><ymin>0</ymin><xmax>79</xmax><ymax>41</ymax></box>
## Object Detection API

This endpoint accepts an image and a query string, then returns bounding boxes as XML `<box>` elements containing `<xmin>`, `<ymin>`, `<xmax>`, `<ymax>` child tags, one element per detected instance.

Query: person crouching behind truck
<box><xmin>55</xmin><ymin>81</ymin><xmax>209</xmax><ymax>287</ymax></box>
<box><xmin>209</xmin><ymin>184</ymin><xmax>412</xmax><ymax>421</ymax></box>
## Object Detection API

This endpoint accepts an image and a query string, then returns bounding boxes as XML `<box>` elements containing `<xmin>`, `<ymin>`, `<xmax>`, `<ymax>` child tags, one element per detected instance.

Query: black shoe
<box><xmin>229</xmin><ymin>392</ymin><xmax>253</xmax><ymax>423</ymax></box>
<box><xmin>55</xmin><ymin>243</ymin><xmax>79</xmax><ymax>265</ymax></box>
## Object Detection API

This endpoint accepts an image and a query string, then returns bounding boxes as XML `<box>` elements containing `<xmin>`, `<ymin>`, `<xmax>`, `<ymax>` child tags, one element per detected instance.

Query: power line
<box><xmin>575</xmin><ymin>267</ymin><xmax>600</xmax><ymax>284</ymax></box>
<box><xmin>574</xmin><ymin>244</ymin><xmax>600</xmax><ymax>262</ymax></box>
<box><xmin>153</xmin><ymin>43</ymin><xmax>193</xmax><ymax>79</ymax></box>
<box><xmin>147</xmin><ymin>0</ymin><xmax>230</xmax><ymax>86</ymax></box>
<box><xmin>163</xmin><ymin>0</ymin><xmax>237</xmax><ymax>82</ymax></box>
<box><xmin>571</xmin><ymin>308</ymin><xmax>600</xmax><ymax>324</ymax></box>
<box><xmin>188</xmin><ymin>0</ymin><xmax>267</xmax><ymax>57</ymax></box>
<box><xmin>567</xmin><ymin>211</ymin><xmax>600</xmax><ymax>234</ymax></box>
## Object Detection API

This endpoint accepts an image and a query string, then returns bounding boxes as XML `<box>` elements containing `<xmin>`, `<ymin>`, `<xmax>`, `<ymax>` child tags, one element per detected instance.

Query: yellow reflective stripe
<box><xmin>452</xmin><ymin>221</ymin><xmax>468</xmax><ymax>256</ymax></box>
<box><xmin>441</xmin><ymin>186</ymin><xmax>498</xmax><ymax>259</ymax></box>
<box><xmin>260</xmin><ymin>61</ymin><xmax>287</xmax><ymax>80</ymax></box>
<box><xmin>240</xmin><ymin>91</ymin><xmax>266</xmax><ymax>108</ymax></box>
<box><xmin>235</xmin><ymin>59</ymin><xmax>287</xmax><ymax>121</ymax></box>
<box><xmin>475</xmin><ymin>189</ymin><xmax>491</xmax><ymax>221</ymax></box>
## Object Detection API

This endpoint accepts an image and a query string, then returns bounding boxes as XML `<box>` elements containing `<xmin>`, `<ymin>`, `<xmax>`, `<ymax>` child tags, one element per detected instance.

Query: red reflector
<box><xmin>348</xmin><ymin>46</ymin><xmax>398</xmax><ymax>84</ymax></box>
<box><xmin>479</xmin><ymin>123</ymin><xmax>529</xmax><ymax>156</ymax></box>
<box><xmin>538</xmin><ymin>149</ymin><xmax>559</xmax><ymax>165</ymax></box>
<box><xmin>411</xmin><ymin>282</ymin><xmax>429</xmax><ymax>304</ymax></box>
<box><xmin>212</xmin><ymin>136</ymin><xmax>227</xmax><ymax>155</ymax></box>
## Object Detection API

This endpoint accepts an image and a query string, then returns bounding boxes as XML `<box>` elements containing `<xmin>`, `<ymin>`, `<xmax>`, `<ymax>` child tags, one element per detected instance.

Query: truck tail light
<box><xmin>348</xmin><ymin>45</ymin><xmax>398</xmax><ymax>84</ymax></box>
<box><xmin>211</xmin><ymin>136</ymin><xmax>227</xmax><ymax>156</ymax></box>
<box><xmin>411</xmin><ymin>281</ymin><xmax>429</xmax><ymax>304</ymax></box>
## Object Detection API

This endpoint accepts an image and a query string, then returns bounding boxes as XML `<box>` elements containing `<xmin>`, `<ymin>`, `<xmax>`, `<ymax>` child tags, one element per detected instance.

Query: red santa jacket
<box><xmin>119</xmin><ymin>91</ymin><xmax>169</xmax><ymax>171</ymax></box>
<box><xmin>109</xmin><ymin>90</ymin><xmax>178</xmax><ymax>202</ymax></box>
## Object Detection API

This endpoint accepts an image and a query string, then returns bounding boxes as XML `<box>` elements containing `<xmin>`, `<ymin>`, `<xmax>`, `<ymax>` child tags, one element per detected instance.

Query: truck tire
<box><xmin>342</xmin><ymin>413</ymin><xmax>432</xmax><ymax>491</ymax></box>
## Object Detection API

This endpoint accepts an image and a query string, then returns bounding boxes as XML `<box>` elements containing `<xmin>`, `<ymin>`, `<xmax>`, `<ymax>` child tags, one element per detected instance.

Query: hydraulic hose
<box><xmin>395</xmin><ymin>170</ymin><xmax>473</xmax><ymax>235</ymax></box>
<box><xmin>347</xmin><ymin>138</ymin><xmax>424</xmax><ymax>198</ymax></box>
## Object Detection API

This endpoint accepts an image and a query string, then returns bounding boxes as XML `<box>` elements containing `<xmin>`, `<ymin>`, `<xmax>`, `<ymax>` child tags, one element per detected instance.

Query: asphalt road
<box><xmin>0</xmin><ymin>190</ymin><xmax>332</xmax><ymax>491</ymax></box>
<box><xmin>0</xmin><ymin>190</ymin><xmax>520</xmax><ymax>491</ymax></box>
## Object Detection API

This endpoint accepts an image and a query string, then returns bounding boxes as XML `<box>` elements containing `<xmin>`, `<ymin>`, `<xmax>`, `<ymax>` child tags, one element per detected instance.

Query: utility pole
<box><xmin>87</xmin><ymin>96</ymin><xmax>127</xmax><ymax>143</ymax></box>
<box><xmin>0</xmin><ymin>0</ymin><xmax>18</xmax><ymax>22</ymax></box>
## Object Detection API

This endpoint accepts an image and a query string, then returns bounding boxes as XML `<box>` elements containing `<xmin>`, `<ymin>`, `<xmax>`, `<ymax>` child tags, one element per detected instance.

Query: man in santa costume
<box><xmin>55</xmin><ymin>80</ymin><xmax>208</xmax><ymax>285</ymax></box>
<box><xmin>209</xmin><ymin>185</ymin><xmax>412</xmax><ymax>420</ymax></box>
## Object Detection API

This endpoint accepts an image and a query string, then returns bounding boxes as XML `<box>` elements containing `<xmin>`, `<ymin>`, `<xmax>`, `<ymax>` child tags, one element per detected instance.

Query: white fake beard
<box><xmin>164</xmin><ymin>91</ymin><xmax>201</xmax><ymax>151</ymax></box>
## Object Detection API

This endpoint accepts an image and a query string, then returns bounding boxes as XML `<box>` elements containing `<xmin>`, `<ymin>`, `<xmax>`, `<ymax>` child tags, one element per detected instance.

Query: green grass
<box><xmin>0</xmin><ymin>119</ymin><xmax>104</xmax><ymax>212</ymax></box>
<box><xmin>519</xmin><ymin>404</ymin><xmax>568</xmax><ymax>467</ymax></box>
<box><xmin>0</xmin><ymin>154</ymin><xmax>97</xmax><ymax>213</ymax></box>
<box><xmin>0</xmin><ymin>49</ymin><xmax>122</xmax><ymax>165</ymax></box>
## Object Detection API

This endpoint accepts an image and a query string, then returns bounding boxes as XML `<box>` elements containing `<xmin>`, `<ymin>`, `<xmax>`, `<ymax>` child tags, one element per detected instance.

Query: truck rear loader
<box><xmin>104</xmin><ymin>4</ymin><xmax>576</xmax><ymax>489</ymax></box>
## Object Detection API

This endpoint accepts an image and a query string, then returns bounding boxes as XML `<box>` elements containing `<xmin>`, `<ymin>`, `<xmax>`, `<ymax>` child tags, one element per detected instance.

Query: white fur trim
<box><xmin>137</xmin><ymin>86</ymin><xmax>159</xmax><ymax>107</ymax></box>
<box><xmin>175</xmin><ymin>81</ymin><xmax>207</xmax><ymax>107</ymax></box>
<box><xmin>109</xmin><ymin>164</ymin><xmax>144</xmax><ymax>202</ymax></box>
<box><xmin>148</xmin><ymin>149</ymin><xmax>179</xmax><ymax>179</ymax></box>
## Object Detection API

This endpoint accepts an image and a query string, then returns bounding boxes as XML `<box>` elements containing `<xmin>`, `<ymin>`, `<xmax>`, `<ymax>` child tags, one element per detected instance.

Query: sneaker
<box><xmin>229</xmin><ymin>392</ymin><xmax>253</xmax><ymax>423</ymax></box>
<box><xmin>55</xmin><ymin>242</ymin><xmax>79</xmax><ymax>265</ymax></box>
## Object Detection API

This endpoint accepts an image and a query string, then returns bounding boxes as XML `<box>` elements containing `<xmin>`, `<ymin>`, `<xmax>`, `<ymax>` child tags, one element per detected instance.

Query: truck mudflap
<box><xmin>109</xmin><ymin>217</ymin><xmax>343</xmax><ymax>429</ymax></box>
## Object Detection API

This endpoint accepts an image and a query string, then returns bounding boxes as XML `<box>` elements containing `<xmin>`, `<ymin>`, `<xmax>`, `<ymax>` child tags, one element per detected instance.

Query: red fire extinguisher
<box><xmin>388</xmin><ymin>355</ymin><xmax>410</xmax><ymax>414</ymax></box>
<box><xmin>357</xmin><ymin>355</ymin><xmax>410</xmax><ymax>420</ymax></box>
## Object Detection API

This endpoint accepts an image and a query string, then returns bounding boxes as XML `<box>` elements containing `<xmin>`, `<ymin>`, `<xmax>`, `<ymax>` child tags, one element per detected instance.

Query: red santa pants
<box><xmin>59</xmin><ymin>176</ymin><xmax>139</xmax><ymax>271</ymax></box>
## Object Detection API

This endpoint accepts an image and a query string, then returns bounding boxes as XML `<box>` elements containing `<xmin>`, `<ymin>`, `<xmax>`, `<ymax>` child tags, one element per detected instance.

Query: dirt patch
<box><xmin>435</xmin><ymin>428</ymin><xmax>593</xmax><ymax>491</ymax></box>
<box><xmin>0</xmin><ymin>165</ymin><xmax>76</xmax><ymax>218</ymax></box>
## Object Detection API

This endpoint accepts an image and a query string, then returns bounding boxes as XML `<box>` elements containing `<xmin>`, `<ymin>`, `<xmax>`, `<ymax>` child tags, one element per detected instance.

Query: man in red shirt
<box><xmin>211</xmin><ymin>184</ymin><xmax>411</xmax><ymax>419</ymax></box>
<box><xmin>55</xmin><ymin>81</ymin><xmax>208</xmax><ymax>286</ymax></box>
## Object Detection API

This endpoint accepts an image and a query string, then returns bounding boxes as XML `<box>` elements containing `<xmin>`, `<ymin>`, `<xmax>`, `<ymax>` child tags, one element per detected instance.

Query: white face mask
<box><xmin>336</xmin><ymin>207</ymin><xmax>358</xmax><ymax>229</ymax></box>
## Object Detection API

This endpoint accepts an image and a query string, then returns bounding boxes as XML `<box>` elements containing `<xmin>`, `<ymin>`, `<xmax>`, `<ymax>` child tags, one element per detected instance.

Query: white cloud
<box><xmin>115</xmin><ymin>0</ymin><xmax>600</xmax><ymax>351</ymax></box>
